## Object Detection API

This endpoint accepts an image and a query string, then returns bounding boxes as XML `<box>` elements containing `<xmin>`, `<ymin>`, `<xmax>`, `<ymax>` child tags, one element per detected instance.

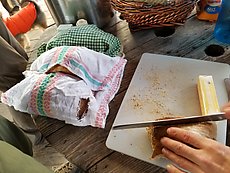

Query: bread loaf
<box><xmin>46</xmin><ymin>64</ymin><xmax>72</xmax><ymax>75</ymax></box>
<box><xmin>46</xmin><ymin>64</ymin><xmax>89</xmax><ymax>119</ymax></box>
<box><xmin>78</xmin><ymin>98</ymin><xmax>89</xmax><ymax>119</ymax></box>
<box><xmin>146</xmin><ymin>117</ymin><xmax>217</xmax><ymax>158</ymax></box>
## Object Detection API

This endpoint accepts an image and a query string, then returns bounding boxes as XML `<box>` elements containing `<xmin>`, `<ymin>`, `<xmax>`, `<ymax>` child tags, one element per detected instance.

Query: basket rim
<box><xmin>111</xmin><ymin>0</ymin><xmax>196</xmax><ymax>30</ymax></box>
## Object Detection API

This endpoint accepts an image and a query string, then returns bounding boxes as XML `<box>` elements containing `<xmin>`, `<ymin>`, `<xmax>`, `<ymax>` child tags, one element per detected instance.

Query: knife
<box><xmin>113</xmin><ymin>112</ymin><xmax>226</xmax><ymax>130</ymax></box>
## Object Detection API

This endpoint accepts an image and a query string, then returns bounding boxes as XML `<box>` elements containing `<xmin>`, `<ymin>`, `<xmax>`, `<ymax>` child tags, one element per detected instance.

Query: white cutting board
<box><xmin>106</xmin><ymin>53</ymin><xmax>229</xmax><ymax>169</ymax></box>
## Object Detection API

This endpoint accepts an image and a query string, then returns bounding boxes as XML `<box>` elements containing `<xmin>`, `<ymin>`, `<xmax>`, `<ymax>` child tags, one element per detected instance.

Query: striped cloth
<box><xmin>2</xmin><ymin>46</ymin><xmax>127</xmax><ymax>128</ymax></box>
<box><xmin>37</xmin><ymin>25</ymin><xmax>122</xmax><ymax>57</ymax></box>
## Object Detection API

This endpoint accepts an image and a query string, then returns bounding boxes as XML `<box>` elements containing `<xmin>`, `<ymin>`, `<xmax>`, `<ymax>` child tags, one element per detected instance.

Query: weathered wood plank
<box><xmin>36</xmin><ymin>117</ymin><xmax>66</xmax><ymax>137</ymax></box>
<box><xmin>113</xmin><ymin>19</ymin><xmax>219</xmax><ymax>94</ymax></box>
<box><xmin>43</xmin><ymin>91</ymin><xmax>126</xmax><ymax>170</ymax></box>
<box><xmin>88</xmin><ymin>152</ymin><xmax>167</xmax><ymax>173</ymax></box>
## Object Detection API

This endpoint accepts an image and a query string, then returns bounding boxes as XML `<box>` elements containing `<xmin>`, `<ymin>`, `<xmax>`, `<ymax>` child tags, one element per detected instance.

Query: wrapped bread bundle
<box><xmin>1</xmin><ymin>72</ymin><xmax>98</xmax><ymax>127</ymax></box>
<box><xmin>2</xmin><ymin>46</ymin><xmax>127</xmax><ymax>128</ymax></box>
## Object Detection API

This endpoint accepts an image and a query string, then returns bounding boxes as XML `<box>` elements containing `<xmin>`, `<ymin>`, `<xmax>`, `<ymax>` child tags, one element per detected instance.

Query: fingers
<box><xmin>221</xmin><ymin>103</ymin><xmax>230</xmax><ymax>119</ymax></box>
<box><xmin>221</xmin><ymin>101</ymin><xmax>230</xmax><ymax>110</ymax></box>
<box><xmin>162</xmin><ymin>140</ymin><xmax>230</xmax><ymax>173</ymax></box>
<box><xmin>161</xmin><ymin>137</ymin><xmax>199</xmax><ymax>165</ymax></box>
<box><xmin>161</xmin><ymin>127</ymin><xmax>227</xmax><ymax>173</ymax></box>
<box><xmin>166</xmin><ymin>127</ymin><xmax>207</xmax><ymax>149</ymax></box>
<box><xmin>224</xmin><ymin>108</ymin><xmax>230</xmax><ymax>119</ymax></box>
<box><xmin>166</xmin><ymin>164</ymin><xmax>186</xmax><ymax>173</ymax></box>
<box><xmin>162</xmin><ymin>148</ymin><xmax>204</xmax><ymax>173</ymax></box>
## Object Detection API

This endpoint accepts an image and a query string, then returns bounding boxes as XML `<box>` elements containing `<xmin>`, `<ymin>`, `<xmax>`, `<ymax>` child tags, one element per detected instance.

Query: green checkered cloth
<box><xmin>37</xmin><ymin>25</ymin><xmax>122</xmax><ymax>57</ymax></box>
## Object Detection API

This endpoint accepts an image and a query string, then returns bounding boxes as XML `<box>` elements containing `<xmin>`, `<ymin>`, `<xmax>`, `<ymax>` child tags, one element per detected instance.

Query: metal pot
<box><xmin>44</xmin><ymin>0</ymin><xmax>114</xmax><ymax>28</ymax></box>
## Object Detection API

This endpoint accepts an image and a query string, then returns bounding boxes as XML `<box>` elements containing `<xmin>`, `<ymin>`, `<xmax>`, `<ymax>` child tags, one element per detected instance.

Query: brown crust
<box><xmin>78</xmin><ymin>98</ymin><xmax>89</xmax><ymax>119</ymax></box>
<box><xmin>46</xmin><ymin>64</ymin><xmax>72</xmax><ymax>75</ymax></box>
<box><xmin>47</xmin><ymin>64</ymin><xmax>89</xmax><ymax>119</ymax></box>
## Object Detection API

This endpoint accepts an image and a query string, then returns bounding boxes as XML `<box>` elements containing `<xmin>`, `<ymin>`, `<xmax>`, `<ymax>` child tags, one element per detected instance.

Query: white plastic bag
<box><xmin>1</xmin><ymin>72</ymin><xmax>100</xmax><ymax>127</ymax></box>
<box><xmin>2</xmin><ymin>46</ymin><xmax>127</xmax><ymax>128</ymax></box>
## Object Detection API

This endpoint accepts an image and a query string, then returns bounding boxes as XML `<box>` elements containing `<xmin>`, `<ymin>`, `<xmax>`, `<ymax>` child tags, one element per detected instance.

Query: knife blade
<box><xmin>113</xmin><ymin>112</ymin><xmax>226</xmax><ymax>130</ymax></box>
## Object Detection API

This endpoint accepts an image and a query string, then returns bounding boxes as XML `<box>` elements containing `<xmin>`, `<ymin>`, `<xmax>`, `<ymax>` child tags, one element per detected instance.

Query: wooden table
<box><xmin>32</xmin><ymin>13</ymin><xmax>230</xmax><ymax>173</ymax></box>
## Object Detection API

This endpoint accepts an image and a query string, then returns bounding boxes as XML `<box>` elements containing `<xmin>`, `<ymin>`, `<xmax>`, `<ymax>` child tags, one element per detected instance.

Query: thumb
<box><xmin>222</xmin><ymin>107</ymin><xmax>230</xmax><ymax>119</ymax></box>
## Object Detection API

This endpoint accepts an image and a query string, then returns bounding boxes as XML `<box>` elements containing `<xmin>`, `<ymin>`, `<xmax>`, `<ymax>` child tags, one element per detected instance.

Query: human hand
<box><xmin>221</xmin><ymin>102</ymin><xmax>230</xmax><ymax>119</ymax></box>
<box><xmin>160</xmin><ymin>127</ymin><xmax>230</xmax><ymax>173</ymax></box>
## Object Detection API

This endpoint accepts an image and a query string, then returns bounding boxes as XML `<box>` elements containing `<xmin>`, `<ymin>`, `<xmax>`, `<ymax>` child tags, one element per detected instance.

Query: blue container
<box><xmin>214</xmin><ymin>0</ymin><xmax>230</xmax><ymax>44</ymax></box>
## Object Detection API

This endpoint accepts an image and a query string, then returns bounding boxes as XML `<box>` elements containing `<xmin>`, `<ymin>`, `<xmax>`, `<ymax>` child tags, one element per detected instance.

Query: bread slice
<box><xmin>146</xmin><ymin>117</ymin><xmax>217</xmax><ymax>158</ymax></box>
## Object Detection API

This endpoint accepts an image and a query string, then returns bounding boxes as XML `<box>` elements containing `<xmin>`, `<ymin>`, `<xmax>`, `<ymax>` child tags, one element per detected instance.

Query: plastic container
<box><xmin>214</xmin><ymin>0</ymin><xmax>230</xmax><ymax>44</ymax></box>
<box><xmin>196</xmin><ymin>0</ymin><xmax>222</xmax><ymax>22</ymax></box>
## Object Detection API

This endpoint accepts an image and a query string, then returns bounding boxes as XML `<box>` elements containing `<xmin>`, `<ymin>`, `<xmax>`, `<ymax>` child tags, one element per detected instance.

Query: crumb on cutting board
<box><xmin>129</xmin><ymin>70</ymin><xmax>178</xmax><ymax>117</ymax></box>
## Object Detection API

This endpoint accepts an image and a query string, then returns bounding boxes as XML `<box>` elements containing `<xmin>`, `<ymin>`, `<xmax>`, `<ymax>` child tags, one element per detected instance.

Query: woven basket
<box><xmin>111</xmin><ymin>0</ymin><xmax>196</xmax><ymax>31</ymax></box>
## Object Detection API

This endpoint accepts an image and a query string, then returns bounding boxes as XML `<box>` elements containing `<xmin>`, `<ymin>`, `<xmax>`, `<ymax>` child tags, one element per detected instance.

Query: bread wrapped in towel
<box><xmin>2</xmin><ymin>46</ymin><xmax>127</xmax><ymax>128</ymax></box>
<box><xmin>146</xmin><ymin>117</ymin><xmax>217</xmax><ymax>158</ymax></box>
<box><xmin>30</xmin><ymin>46</ymin><xmax>127</xmax><ymax>92</ymax></box>
<box><xmin>1</xmin><ymin>72</ymin><xmax>98</xmax><ymax>127</ymax></box>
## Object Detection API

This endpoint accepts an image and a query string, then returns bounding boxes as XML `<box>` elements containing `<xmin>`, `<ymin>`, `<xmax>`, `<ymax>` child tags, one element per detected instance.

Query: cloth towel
<box><xmin>2</xmin><ymin>46</ymin><xmax>127</xmax><ymax>128</ymax></box>
<box><xmin>37</xmin><ymin>25</ymin><xmax>122</xmax><ymax>57</ymax></box>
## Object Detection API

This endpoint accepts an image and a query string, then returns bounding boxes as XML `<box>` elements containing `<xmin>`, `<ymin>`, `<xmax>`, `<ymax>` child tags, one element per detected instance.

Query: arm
<box><xmin>0</xmin><ymin>141</ymin><xmax>53</xmax><ymax>173</ymax></box>
<box><xmin>0</xmin><ymin>114</ymin><xmax>33</xmax><ymax>156</ymax></box>
<box><xmin>1</xmin><ymin>0</ymin><xmax>20</xmax><ymax>14</ymax></box>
